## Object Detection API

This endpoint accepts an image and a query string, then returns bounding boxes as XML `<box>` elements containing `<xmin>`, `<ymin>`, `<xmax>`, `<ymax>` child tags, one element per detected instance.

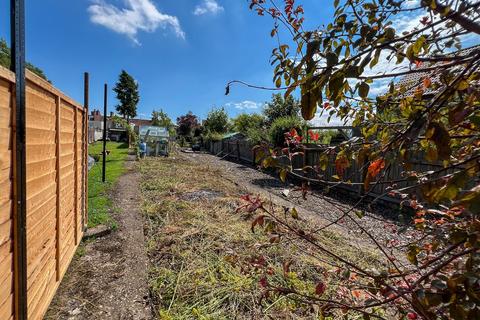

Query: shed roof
<box><xmin>139</xmin><ymin>126</ymin><xmax>169</xmax><ymax>138</ymax></box>
<box><xmin>222</xmin><ymin>132</ymin><xmax>244</xmax><ymax>140</ymax></box>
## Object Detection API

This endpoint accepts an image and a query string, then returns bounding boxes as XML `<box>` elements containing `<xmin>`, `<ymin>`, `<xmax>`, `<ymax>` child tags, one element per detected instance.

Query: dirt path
<box><xmin>46</xmin><ymin>156</ymin><xmax>151</xmax><ymax>320</ymax></box>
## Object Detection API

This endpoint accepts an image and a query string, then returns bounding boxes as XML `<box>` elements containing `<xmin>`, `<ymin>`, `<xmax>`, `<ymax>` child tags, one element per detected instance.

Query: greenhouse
<box><xmin>139</xmin><ymin>125</ymin><xmax>170</xmax><ymax>157</ymax></box>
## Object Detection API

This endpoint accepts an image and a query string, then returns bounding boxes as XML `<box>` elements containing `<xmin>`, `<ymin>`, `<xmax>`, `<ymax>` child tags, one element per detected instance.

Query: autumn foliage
<box><xmin>233</xmin><ymin>0</ymin><xmax>480</xmax><ymax>319</ymax></box>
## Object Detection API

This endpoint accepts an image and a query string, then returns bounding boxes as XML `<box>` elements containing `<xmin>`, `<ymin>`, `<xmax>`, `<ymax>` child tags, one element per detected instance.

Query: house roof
<box><xmin>130</xmin><ymin>119</ymin><xmax>153</xmax><ymax>127</ymax></box>
<box><xmin>394</xmin><ymin>45</ymin><xmax>480</xmax><ymax>97</ymax></box>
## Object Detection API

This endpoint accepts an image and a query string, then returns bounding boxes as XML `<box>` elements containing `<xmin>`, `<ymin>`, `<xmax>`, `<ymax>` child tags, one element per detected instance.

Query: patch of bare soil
<box><xmin>45</xmin><ymin>155</ymin><xmax>151</xmax><ymax>320</ymax></box>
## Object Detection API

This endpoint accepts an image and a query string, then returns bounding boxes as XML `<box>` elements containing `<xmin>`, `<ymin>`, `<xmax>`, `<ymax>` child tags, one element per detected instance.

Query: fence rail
<box><xmin>0</xmin><ymin>66</ymin><xmax>87</xmax><ymax>320</ymax></box>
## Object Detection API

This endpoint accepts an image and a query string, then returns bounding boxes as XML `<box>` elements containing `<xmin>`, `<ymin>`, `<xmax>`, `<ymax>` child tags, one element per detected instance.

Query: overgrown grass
<box><xmin>88</xmin><ymin>141</ymin><xmax>129</xmax><ymax>227</ymax></box>
<box><xmin>140</xmin><ymin>156</ymin><xmax>382</xmax><ymax>319</ymax></box>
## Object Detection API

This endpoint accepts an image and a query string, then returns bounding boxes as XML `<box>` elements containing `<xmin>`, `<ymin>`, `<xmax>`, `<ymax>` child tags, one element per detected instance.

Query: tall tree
<box><xmin>152</xmin><ymin>109</ymin><xmax>176</xmax><ymax>136</ymax></box>
<box><xmin>151</xmin><ymin>109</ymin><xmax>173</xmax><ymax>128</ymax></box>
<box><xmin>263</xmin><ymin>93</ymin><xmax>300</xmax><ymax>125</ymax></box>
<box><xmin>176</xmin><ymin>111</ymin><xmax>199</xmax><ymax>137</ymax></box>
<box><xmin>0</xmin><ymin>38</ymin><xmax>49</xmax><ymax>81</ymax></box>
<box><xmin>203</xmin><ymin>107</ymin><xmax>230</xmax><ymax>134</ymax></box>
<box><xmin>113</xmin><ymin>70</ymin><xmax>139</xmax><ymax>120</ymax></box>
<box><xmin>232</xmin><ymin>113</ymin><xmax>265</xmax><ymax>135</ymax></box>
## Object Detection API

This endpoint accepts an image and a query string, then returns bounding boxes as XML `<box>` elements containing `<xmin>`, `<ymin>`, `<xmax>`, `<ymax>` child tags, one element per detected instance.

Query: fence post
<box><xmin>11</xmin><ymin>0</ymin><xmax>28</xmax><ymax>318</ymax></box>
<box><xmin>74</xmin><ymin>110</ymin><xmax>79</xmax><ymax>245</ymax></box>
<box><xmin>236</xmin><ymin>140</ymin><xmax>240</xmax><ymax>161</ymax></box>
<box><xmin>83</xmin><ymin>72</ymin><xmax>89</xmax><ymax>228</ymax></box>
<box><xmin>102</xmin><ymin>84</ymin><xmax>107</xmax><ymax>183</ymax></box>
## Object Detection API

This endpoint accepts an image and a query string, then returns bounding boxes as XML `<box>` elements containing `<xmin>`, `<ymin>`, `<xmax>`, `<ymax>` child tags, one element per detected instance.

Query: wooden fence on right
<box><xmin>0</xmin><ymin>66</ymin><xmax>87</xmax><ymax>320</ymax></box>
<box><xmin>206</xmin><ymin>139</ymin><xmax>450</xmax><ymax>204</ymax></box>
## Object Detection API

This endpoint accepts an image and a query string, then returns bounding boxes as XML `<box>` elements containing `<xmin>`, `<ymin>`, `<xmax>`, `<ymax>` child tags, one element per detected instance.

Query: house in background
<box><xmin>87</xmin><ymin>109</ymin><xmax>153</xmax><ymax>143</ymax></box>
<box><xmin>88</xmin><ymin>109</ymin><xmax>104</xmax><ymax>142</ymax></box>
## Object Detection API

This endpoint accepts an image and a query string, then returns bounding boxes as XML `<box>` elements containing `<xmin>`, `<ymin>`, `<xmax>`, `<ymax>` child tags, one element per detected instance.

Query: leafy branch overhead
<box><xmin>235</xmin><ymin>0</ymin><xmax>480</xmax><ymax>319</ymax></box>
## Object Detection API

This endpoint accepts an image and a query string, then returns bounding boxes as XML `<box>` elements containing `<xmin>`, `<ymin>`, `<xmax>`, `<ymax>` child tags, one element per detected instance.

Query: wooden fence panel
<box><xmin>0</xmin><ymin>66</ymin><xmax>87</xmax><ymax>319</ymax></box>
<box><xmin>25</xmin><ymin>81</ymin><xmax>58</xmax><ymax>320</ymax></box>
<box><xmin>0</xmin><ymin>75</ymin><xmax>14</xmax><ymax>320</ymax></box>
<box><xmin>75</xmin><ymin>109</ymin><xmax>83</xmax><ymax>244</ymax></box>
<box><xmin>59</xmin><ymin>101</ymin><xmax>76</xmax><ymax>279</ymax></box>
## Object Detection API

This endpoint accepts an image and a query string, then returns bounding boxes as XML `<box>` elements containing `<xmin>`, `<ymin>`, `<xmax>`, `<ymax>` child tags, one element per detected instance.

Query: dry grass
<box><xmin>139</xmin><ymin>155</ymin><xmax>382</xmax><ymax>319</ymax></box>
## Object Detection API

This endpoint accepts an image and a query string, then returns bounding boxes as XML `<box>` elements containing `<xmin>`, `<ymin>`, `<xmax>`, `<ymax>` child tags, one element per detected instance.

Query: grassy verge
<box><xmin>88</xmin><ymin>141</ymin><xmax>129</xmax><ymax>228</ymax></box>
<box><xmin>140</xmin><ymin>156</ymin><xmax>382</xmax><ymax>319</ymax></box>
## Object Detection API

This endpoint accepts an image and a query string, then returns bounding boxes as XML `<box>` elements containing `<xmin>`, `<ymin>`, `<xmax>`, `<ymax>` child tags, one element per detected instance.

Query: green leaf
<box><xmin>355</xmin><ymin>211</ymin><xmax>365</xmax><ymax>219</ymax></box>
<box><xmin>407</xmin><ymin>245</ymin><xmax>420</xmax><ymax>265</ymax></box>
<box><xmin>326</xmin><ymin>52</ymin><xmax>338</xmax><ymax>67</ymax></box>
<box><xmin>413</xmin><ymin>36</ymin><xmax>426</xmax><ymax>54</ymax></box>
<box><xmin>301</xmin><ymin>83</ymin><xmax>320</xmax><ymax>120</ymax></box>
<box><xmin>280</xmin><ymin>169</ymin><xmax>287</xmax><ymax>183</ymax></box>
<box><xmin>457</xmin><ymin>80</ymin><xmax>469</xmax><ymax>91</ymax></box>
<box><xmin>275</xmin><ymin>77</ymin><xmax>282</xmax><ymax>88</ymax></box>
<box><xmin>290</xmin><ymin>207</ymin><xmax>299</xmax><ymax>219</ymax></box>
<box><xmin>319</xmin><ymin>154</ymin><xmax>329</xmax><ymax>171</ymax></box>
<box><xmin>427</xmin><ymin>122</ymin><xmax>451</xmax><ymax>161</ymax></box>
<box><xmin>369</xmin><ymin>49</ymin><xmax>381</xmax><ymax>68</ymax></box>
<box><xmin>358</xmin><ymin>82</ymin><xmax>370</xmax><ymax>99</ymax></box>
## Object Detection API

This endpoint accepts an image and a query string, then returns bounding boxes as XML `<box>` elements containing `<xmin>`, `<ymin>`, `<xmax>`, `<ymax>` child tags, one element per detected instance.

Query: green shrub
<box><xmin>269</xmin><ymin>116</ymin><xmax>305</xmax><ymax>147</ymax></box>
<box><xmin>246</xmin><ymin>127</ymin><xmax>269</xmax><ymax>145</ymax></box>
<box><xmin>203</xmin><ymin>131</ymin><xmax>224</xmax><ymax>142</ymax></box>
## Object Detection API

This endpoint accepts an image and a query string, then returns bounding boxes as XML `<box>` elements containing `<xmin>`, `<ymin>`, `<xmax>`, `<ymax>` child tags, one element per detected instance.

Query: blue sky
<box><xmin>2</xmin><ymin>1</ymin><xmax>477</xmax><ymax>125</ymax></box>
<box><xmin>0</xmin><ymin>0</ymin><xmax>333</xmax><ymax>122</ymax></box>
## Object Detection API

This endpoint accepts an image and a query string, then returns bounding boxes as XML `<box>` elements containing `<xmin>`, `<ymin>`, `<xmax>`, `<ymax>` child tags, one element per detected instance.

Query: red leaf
<box><xmin>414</xmin><ymin>218</ymin><xmax>425</xmax><ymax>224</ymax></box>
<box><xmin>407</xmin><ymin>312</ymin><xmax>418</xmax><ymax>320</ymax></box>
<box><xmin>351</xmin><ymin>290</ymin><xmax>363</xmax><ymax>299</ymax></box>
<box><xmin>259</xmin><ymin>277</ymin><xmax>268</xmax><ymax>288</ymax></box>
<box><xmin>335</xmin><ymin>156</ymin><xmax>349</xmax><ymax>177</ymax></box>
<box><xmin>251</xmin><ymin>215</ymin><xmax>266</xmax><ymax>232</ymax></box>
<box><xmin>423</xmin><ymin>77</ymin><xmax>432</xmax><ymax>89</ymax></box>
<box><xmin>367</xmin><ymin>159</ymin><xmax>385</xmax><ymax>178</ymax></box>
<box><xmin>283</xmin><ymin>260</ymin><xmax>292</xmax><ymax>276</ymax></box>
<box><xmin>315</xmin><ymin>282</ymin><xmax>326</xmax><ymax>296</ymax></box>
<box><xmin>308</xmin><ymin>130</ymin><xmax>320</xmax><ymax>142</ymax></box>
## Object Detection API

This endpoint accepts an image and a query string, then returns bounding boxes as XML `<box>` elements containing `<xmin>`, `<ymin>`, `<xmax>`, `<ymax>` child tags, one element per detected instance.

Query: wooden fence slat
<box><xmin>55</xmin><ymin>96</ymin><xmax>61</xmax><ymax>282</ymax></box>
<box><xmin>74</xmin><ymin>110</ymin><xmax>78</xmax><ymax>245</ymax></box>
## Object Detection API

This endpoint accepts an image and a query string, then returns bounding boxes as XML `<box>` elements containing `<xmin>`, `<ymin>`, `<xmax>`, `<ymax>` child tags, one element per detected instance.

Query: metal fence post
<box><xmin>102</xmin><ymin>84</ymin><xmax>107</xmax><ymax>182</ymax></box>
<box><xmin>83</xmin><ymin>73</ymin><xmax>89</xmax><ymax>228</ymax></box>
<box><xmin>11</xmin><ymin>0</ymin><xmax>27</xmax><ymax>318</ymax></box>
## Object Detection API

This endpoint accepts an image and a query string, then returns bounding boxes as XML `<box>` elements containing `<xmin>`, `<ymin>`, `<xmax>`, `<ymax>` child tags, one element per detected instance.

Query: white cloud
<box><xmin>226</xmin><ymin>101</ymin><xmax>264</xmax><ymax>110</ymax></box>
<box><xmin>309</xmin><ymin>111</ymin><xmax>352</xmax><ymax>127</ymax></box>
<box><xmin>193</xmin><ymin>0</ymin><xmax>224</xmax><ymax>16</ymax></box>
<box><xmin>404</xmin><ymin>0</ymin><xmax>420</xmax><ymax>8</ymax></box>
<box><xmin>88</xmin><ymin>0</ymin><xmax>185</xmax><ymax>44</ymax></box>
